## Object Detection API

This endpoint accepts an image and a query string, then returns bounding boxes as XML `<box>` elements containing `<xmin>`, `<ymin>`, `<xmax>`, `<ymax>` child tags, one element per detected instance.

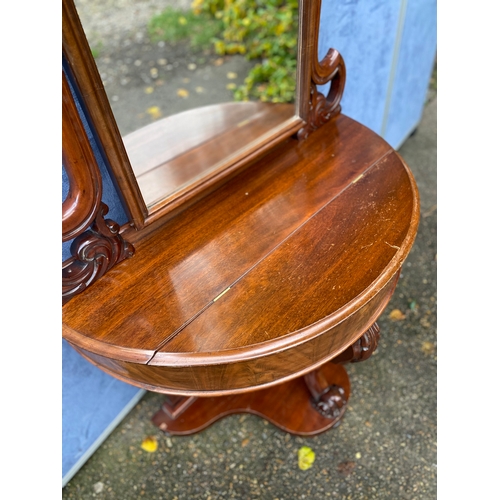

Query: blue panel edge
<box><xmin>62</xmin><ymin>388</ymin><xmax>146</xmax><ymax>488</ymax></box>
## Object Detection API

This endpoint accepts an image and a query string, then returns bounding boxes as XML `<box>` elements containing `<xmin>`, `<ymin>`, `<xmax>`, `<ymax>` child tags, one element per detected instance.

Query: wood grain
<box><xmin>62</xmin><ymin>0</ymin><xmax>321</xmax><ymax>230</ymax></box>
<box><xmin>151</xmin><ymin>363</ymin><xmax>351</xmax><ymax>436</ymax></box>
<box><xmin>63</xmin><ymin>115</ymin><xmax>397</xmax><ymax>355</ymax></box>
<box><xmin>67</xmin><ymin>270</ymin><xmax>398</xmax><ymax>395</ymax></box>
<box><xmin>62</xmin><ymin>70</ymin><xmax>102</xmax><ymax>241</ymax></box>
<box><xmin>62</xmin><ymin>113</ymin><xmax>419</xmax><ymax>395</ymax></box>
<box><xmin>126</xmin><ymin>102</ymin><xmax>296</xmax><ymax>209</ymax></box>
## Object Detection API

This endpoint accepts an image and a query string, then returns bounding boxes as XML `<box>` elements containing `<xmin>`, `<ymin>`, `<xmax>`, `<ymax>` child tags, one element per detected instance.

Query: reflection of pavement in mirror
<box><xmin>74</xmin><ymin>0</ymin><xmax>257</xmax><ymax>136</ymax></box>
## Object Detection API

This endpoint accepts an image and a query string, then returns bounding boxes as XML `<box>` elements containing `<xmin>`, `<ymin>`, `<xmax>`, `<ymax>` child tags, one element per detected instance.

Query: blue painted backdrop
<box><xmin>62</xmin><ymin>0</ymin><xmax>436</xmax><ymax>486</ymax></box>
<box><xmin>62</xmin><ymin>64</ymin><xmax>144</xmax><ymax>486</ymax></box>
<box><xmin>319</xmin><ymin>0</ymin><xmax>436</xmax><ymax>148</ymax></box>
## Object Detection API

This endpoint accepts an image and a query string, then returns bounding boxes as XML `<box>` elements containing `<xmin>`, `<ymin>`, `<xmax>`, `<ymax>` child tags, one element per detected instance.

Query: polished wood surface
<box><xmin>62</xmin><ymin>70</ymin><xmax>102</xmax><ymax>242</ymax></box>
<box><xmin>63</xmin><ymin>0</ymin><xmax>338</xmax><ymax>229</ymax></box>
<box><xmin>149</xmin><ymin>321</ymin><xmax>379</xmax><ymax>436</ymax></box>
<box><xmin>62</xmin><ymin>69</ymin><xmax>135</xmax><ymax>304</ymax></box>
<box><xmin>68</xmin><ymin>274</ymin><xmax>396</xmax><ymax>394</ymax></box>
<box><xmin>151</xmin><ymin>363</ymin><xmax>351</xmax><ymax>436</ymax></box>
<box><xmin>63</xmin><ymin>0</ymin><xmax>148</xmax><ymax>226</ymax></box>
<box><xmin>62</xmin><ymin>114</ymin><xmax>419</xmax><ymax>395</ymax></box>
<box><xmin>125</xmin><ymin>102</ymin><xmax>296</xmax><ymax>209</ymax></box>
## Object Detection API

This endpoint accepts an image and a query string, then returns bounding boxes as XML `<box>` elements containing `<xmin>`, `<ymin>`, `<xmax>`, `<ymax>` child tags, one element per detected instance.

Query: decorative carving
<box><xmin>304</xmin><ymin>367</ymin><xmax>348</xmax><ymax>421</ymax></box>
<box><xmin>349</xmin><ymin>322</ymin><xmax>381</xmax><ymax>363</ymax></box>
<box><xmin>330</xmin><ymin>322</ymin><xmax>381</xmax><ymax>365</ymax></box>
<box><xmin>63</xmin><ymin>67</ymin><xmax>135</xmax><ymax>304</ymax></box>
<box><xmin>310</xmin><ymin>385</ymin><xmax>347</xmax><ymax>420</ymax></box>
<box><xmin>62</xmin><ymin>203</ymin><xmax>135</xmax><ymax>304</ymax></box>
<box><xmin>297</xmin><ymin>47</ymin><xmax>346</xmax><ymax>140</ymax></box>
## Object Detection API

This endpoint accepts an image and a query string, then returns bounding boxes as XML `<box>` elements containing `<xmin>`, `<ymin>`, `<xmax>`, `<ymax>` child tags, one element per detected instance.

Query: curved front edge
<box><xmin>69</xmin><ymin>271</ymin><xmax>400</xmax><ymax>396</ymax></box>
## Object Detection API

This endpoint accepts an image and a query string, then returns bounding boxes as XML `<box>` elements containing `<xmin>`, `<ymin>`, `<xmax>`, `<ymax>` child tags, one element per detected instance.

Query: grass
<box><xmin>148</xmin><ymin>8</ymin><xmax>223</xmax><ymax>49</ymax></box>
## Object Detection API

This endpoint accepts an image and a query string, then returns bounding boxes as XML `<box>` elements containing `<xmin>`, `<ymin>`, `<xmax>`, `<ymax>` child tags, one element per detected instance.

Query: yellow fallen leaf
<box><xmin>141</xmin><ymin>436</ymin><xmax>158</xmax><ymax>453</ymax></box>
<box><xmin>226</xmin><ymin>83</ymin><xmax>236</xmax><ymax>90</ymax></box>
<box><xmin>421</xmin><ymin>341</ymin><xmax>435</xmax><ymax>355</ymax></box>
<box><xmin>144</xmin><ymin>86</ymin><xmax>154</xmax><ymax>94</ymax></box>
<box><xmin>388</xmin><ymin>309</ymin><xmax>405</xmax><ymax>321</ymax></box>
<box><xmin>227</xmin><ymin>72</ymin><xmax>238</xmax><ymax>79</ymax></box>
<box><xmin>146</xmin><ymin>106</ymin><xmax>162</xmax><ymax>120</ymax></box>
<box><xmin>297</xmin><ymin>446</ymin><xmax>315</xmax><ymax>470</ymax></box>
<box><xmin>195</xmin><ymin>86</ymin><xmax>205</xmax><ymax>93</ymax></box>
<box><xmin>177</xmin><ymin>88</ymin><xmax>189</xmax><ymax>98</ymax></box>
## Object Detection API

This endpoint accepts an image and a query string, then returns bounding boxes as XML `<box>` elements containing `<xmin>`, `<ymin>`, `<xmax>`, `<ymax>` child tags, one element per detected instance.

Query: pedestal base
<box><xmin>152</xmin><ymin>362</ymin><xmax>350</xmax><ymax>436</ymax></box>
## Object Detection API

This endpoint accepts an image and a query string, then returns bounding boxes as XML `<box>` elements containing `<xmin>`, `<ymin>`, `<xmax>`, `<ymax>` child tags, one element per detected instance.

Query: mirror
<box><xmin>63</xmin><ymin>0</ymin><xmax>320</xmax><ymax>228</ymax></box>
<box><xmin>73</xmin><ymin>0</ymin><xmax>300</xmax><ymax>210</ymax></box>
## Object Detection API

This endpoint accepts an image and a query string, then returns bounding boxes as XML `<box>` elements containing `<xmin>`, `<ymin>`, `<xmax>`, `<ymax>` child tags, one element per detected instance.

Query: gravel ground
<box><xmin>74</xmin><ymin>0</ymin><xmax>191</xmax><ymax>46</ymax></box>
<box><xmin>73</xmin><ymin>0</ymin><xmax>255</xmax><ymax>136</ymax></box>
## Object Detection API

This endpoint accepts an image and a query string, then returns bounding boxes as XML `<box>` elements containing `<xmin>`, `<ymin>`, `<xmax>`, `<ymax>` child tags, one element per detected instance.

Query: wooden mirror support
<box><xmin>62</xmin><ymin>0</ymin><xmax>419</xmax><ymax>436</ymax></box>
<box><xmin>62</xmin><ymin>0</ymin><xmax>344</xmax><ymax>230</ymax></box>
<box><xmin>62</xmin><ymin>70</ymin><xmax>135</xmax><ymax>304</ymax></box>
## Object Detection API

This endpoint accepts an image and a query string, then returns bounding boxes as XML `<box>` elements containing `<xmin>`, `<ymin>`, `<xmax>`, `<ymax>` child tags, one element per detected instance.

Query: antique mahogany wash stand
<box><xmin>62</xmin><ymin>0</ymin><xmax>419</xmax><ymax>437</ymax></box>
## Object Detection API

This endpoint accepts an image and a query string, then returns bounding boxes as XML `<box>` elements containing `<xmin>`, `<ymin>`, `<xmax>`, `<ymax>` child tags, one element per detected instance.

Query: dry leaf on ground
<box><xmin>337</xmin><ymin>461</ymin><xmax>356</xmax><ymax>476</ymax></box>
<box><xmin>297</xmin><ymin>446</ymin><xmax>315</xmax><ymax>470</ymax></box>
<box><xmin>146</xmin><ymin>106</ymin><xmax>162</xmax><ymax>120</ymax></box>
<box><xmin>141</xmin><ymin>436</ymin><xmax>158</xmax><ymax>453</ymax></box>
<box><xmin>421</xmin><ymin>341</ymin><xmax>435</xmax><ymax>355</ymax></box>
<box><xmin>388</xmin><ymin>309</ymin><xmax>406</xmax><ymax>321</ymax></box>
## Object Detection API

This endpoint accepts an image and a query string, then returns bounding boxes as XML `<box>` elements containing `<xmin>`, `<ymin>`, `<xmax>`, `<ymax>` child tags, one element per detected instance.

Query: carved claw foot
<box><xmin>304</xmin><ymin>368</ymin><xmax>348</xmax><ymax>422</ymax></box>
<box><xmin>311</xmin><ymin>384</ymin><xmax>347</xmax><ymax>420</ymax></box>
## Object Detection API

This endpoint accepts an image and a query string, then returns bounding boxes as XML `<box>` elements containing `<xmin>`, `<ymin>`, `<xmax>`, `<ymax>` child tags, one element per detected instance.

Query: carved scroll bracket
<box><xmin>331</xmin><ymin>322</ymin><xmax>381</xmax><ymax>365</ymax></box>
<box><xmin>296</xmin><ymin>1</ymin><xmax>346</xmax><ymax>141</ymax></box>
<box><xmin>62</xmin><ymin>68</ymin><xmax>134</xmax><ymax>304</ymax></box>
<box><xmin>62</xmin><ymin>203</ymin><xmax>135</xmax><ymax>304</ymax></box>
<box><xmin>297</xmin><ymin>48</ymin><xmax>346</xmax><ymax>141</ymax></box>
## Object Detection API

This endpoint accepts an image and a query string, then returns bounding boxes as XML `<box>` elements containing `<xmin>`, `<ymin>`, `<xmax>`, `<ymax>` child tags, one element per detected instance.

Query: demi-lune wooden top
<box><xmin>62</xmin><ymin>114</ymin><xmax>419</xmax><ymax>395</ymax></box>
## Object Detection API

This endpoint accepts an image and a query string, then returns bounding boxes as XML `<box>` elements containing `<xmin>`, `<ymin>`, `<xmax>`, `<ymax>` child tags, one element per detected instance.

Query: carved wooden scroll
<box><xmin>303</xmin><ymin>322</ymin><xmax>380</xmax><ymax>419</ymax></box>
<box><xmin>330</xmin><ymin>322</ymin><xmax>381</xmax><ymax>365</ymax></box>
<box><xmin>297</xmin><ymin>0</ymin><xmax>346</xmax><ymax>140</ymax></box>
<box><xmin>62</xmin><ymin>70</ymin><xmax>134</xmax><ymax>304</ymax></box>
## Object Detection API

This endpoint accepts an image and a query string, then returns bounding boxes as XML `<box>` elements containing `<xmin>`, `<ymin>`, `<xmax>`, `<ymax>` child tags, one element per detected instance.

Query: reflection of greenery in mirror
<box><xmin>149</xmin><ymin>0</ymin><xmax>298</xmax><ymax>103</ymax></box>
<box><xmin>73</xmin><ymin>0</ymin><xmax>301</xmax><ymax>211</ymax></box>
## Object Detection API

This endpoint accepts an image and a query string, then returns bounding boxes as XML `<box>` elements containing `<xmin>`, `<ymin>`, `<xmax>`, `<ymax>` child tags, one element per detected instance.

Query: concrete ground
<box><xmin>62</xmin><ymin>81</ymin><xmax>437</xmax><ymax>499</ymax></box>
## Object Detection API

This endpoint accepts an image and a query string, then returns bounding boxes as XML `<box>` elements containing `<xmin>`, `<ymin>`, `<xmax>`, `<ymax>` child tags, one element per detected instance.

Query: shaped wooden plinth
<box><xmin>152</xmin><ymin>362</ymin><xmax>350</xmax><ymax>437</ymax></box>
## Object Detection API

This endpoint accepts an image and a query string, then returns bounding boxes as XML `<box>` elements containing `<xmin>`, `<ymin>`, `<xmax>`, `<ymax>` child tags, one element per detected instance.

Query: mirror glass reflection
<box><xmin>74</xmin><ymin>0</ymin><xmax>299</xmax><ymax>209</ymax></box>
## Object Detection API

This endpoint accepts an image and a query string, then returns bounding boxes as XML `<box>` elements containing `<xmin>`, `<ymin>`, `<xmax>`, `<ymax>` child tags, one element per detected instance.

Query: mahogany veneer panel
<box><xmin>70</xmin><ymin>274</ymin><xmax>396</xmax><ymax>395</ymax></box>
<box><xmin>63</xmin><ymin>114</ymin><xmax>419</xmax><ymax>395</ymax></box>
<box><xmin>150</xmin><ymin>363</ymin><xmax>351</xmax><ymax>436</ymax></box>
<box><xmin>125</xmin><ymin>102</ymin><xmax>296</xmax><ymax>208</ymax></box>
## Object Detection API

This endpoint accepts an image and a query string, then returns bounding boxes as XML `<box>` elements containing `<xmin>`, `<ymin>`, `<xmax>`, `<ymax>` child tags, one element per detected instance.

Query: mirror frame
<box><xmin>62</xmin><ymin>0</ymin><xmax>345</xmax><ymax>233</ymax></box>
